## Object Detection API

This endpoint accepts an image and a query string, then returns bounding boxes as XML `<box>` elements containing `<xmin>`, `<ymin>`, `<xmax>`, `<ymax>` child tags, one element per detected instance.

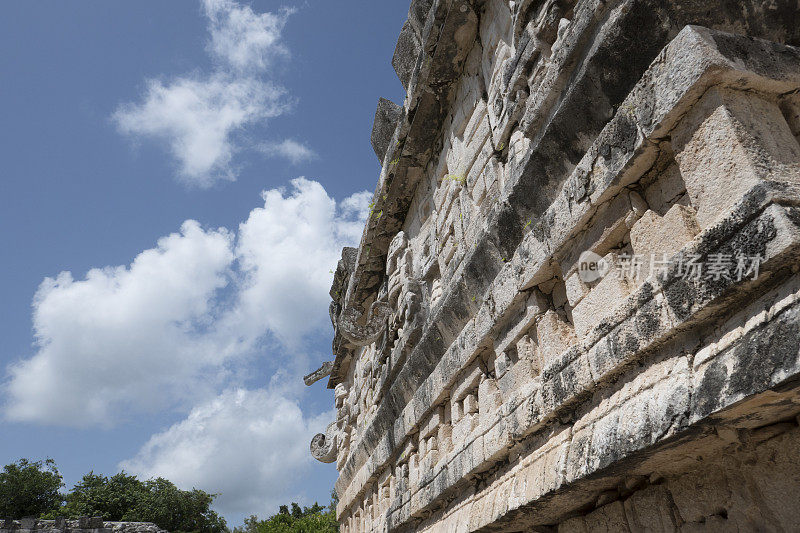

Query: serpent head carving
<box><xmin>338</xmin><ymin>300</ymin><xmax>392</xmax><ymax>346</ymax></box>
<box><xmin>310</xmin><ymin>422</ymin><xmax>338</xmax><ymax>463</ymax></box>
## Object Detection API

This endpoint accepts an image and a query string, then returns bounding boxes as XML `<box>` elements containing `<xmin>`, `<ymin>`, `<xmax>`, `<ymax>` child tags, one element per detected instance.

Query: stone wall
<box><xmin>0</xmin><ymin>519</ymin><xmax>166</xmax><ymax>533</ymax></box>
<box><xmin>309</xmin><ymin>0</ymin><xmax>800</xmax><ymax>531</ymax></box>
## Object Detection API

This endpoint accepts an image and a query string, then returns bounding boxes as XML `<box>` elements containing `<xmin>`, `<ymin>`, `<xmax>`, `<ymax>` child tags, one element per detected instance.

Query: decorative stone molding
<box><xmin>310</xmin><ymin>421</ymin><xmax>338</xmax><ymax>463</ymax></box>
<box><xmin>337</xmin><ymin>301</ymin><xmax>392</xmax><ymax>346</ymax></box>
<box><xmin>304</xmin><ymin>361</ymin><xmax>334</xmax><ymax>386</ymax></box>
<box><xmin>319</xmin><ymin>0</ymin><xmax>800</xmax><ymax>530</ymax></box>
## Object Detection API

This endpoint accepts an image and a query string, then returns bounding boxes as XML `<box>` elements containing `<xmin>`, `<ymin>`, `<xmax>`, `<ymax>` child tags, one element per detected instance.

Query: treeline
<box><xmin>232</xmin><ymin>499</ymin><xmax>338</xmax><ymax>533</ymax></box>
<box><xmin>0</xmin><ymin>459</ymin><xmax>226</xmax><ymax>532</ymax></box>
<box><xmin>0</xmin><ymin>459</ymin><xmax>338</xmax><ymax>533</ymax></box>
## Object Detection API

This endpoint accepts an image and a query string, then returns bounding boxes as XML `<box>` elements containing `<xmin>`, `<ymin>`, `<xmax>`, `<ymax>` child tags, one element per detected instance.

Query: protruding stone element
<box><xmin>408</xmin><ymin>0</ymin><xmax>433</xmax><ymax>35</ymax></box>
<box><xmin>338</xmin><ymin>300</ymin><xmax>392</xmax><ymax>346</ymax></box>
<box><xmin>673</xmin><ymin>87</ymin><xmax>800</xmax><ymax>229</ymax></box>
<box><xmin>571</xmin><ymin>253</ymin><xmax>635</xmax><ymax>338</ymax></box>
<box><xmin>371</xmin><ymin>98</ymin><xmax>403</xmax><ymax>163</ymax></box>
<box><xmin>311</xmin><ymin>422</ymin><xmax>338</xmax><ymax>463</ymax></box>
<box><xmin>630</xmin><ymin>204</ymin><xmax>700</xmax><ymax>262</ymax></box>
<box><xmin>326</xmin><ymin>5</ymin><xmax>800</xmax><ymax>530</ymax></box>
<box><xmin>304</xmin><ymin>361</ymin><xmax>334</xmax><ymax>386</ymax></box>
<box><xmin>392</xmin><ymin>19</ymin><xmax>422</xmax><ymax>91</ymax></box>
<box><xmin>386</xmin><ymin>231</ymin><xmax>412</xmax><ymax>306</ymax></box>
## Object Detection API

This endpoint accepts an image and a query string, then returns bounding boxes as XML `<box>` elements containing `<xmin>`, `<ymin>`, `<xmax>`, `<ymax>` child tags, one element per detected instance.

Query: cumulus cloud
<box><xmin>230</xmin><ymin>178</ymin><xmax>367</xmax><ymax>346</ymax></box>
<box><xmin>4</xmin><ymin>180</ymin><xmax>369</xmax><ymax>427</ymax></box>
<box><xmin>113</xmin><ymin>0</ymin><xmax>300</xmax><ymax>187</ymax></box>
<box><xmin>5</xmin><ymin>221</ymin><xmax>234</xmax><ymax>426</ymax></box>
<box><xmin>114</xmin><ymin>76</ymin><xmax>288</xmax><ymax>186</ymax></box>
<box><xmin>121</xmin><ymin>387</ymin><xmax>332</xmax><ymax>517</ymax></box>
<box><xmin>258</xmin><ymin>139</ymin><xmax>316</xmax><ymax>165</ymax></box>
<box><xmin>203</xmin><ymin>0</ymin><xmax>293</xmax><ymax>72</ymax></box>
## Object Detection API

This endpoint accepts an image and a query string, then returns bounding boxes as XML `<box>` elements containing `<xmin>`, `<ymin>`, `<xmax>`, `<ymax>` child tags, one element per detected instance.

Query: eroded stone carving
<box><xmin>321</xmin><ymin>2</ymin><xmax>800</xmax><ymax>530</ymax></box>
<box><xmin>304</xmin><ymin>361</ymin><xmax>334</xmax><ymax>386</ymax></box>
<box><xmin>385</xmin><ymin>232</ymin><xmax>426</xmax><ymax>362</ymax></box>
<box><xmin>310</xmin><ymin>421</ymin><xmax>338</xmax><ymax>463</ymax></box>
<box><xmin>338</xmin><ymin>300</ymin><xmax>392</xmax><ymax>346</ymax></box>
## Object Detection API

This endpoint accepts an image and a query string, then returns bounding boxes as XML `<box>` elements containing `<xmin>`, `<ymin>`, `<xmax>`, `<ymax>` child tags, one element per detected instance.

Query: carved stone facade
<box><xmin>310</xmin><ymin>0</ymin><xmax>800</xmax><ymax>531</ymax></box>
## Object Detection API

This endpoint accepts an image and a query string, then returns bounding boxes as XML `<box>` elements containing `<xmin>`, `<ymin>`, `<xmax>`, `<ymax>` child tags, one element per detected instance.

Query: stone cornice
<box><xmin>328</xmin><ymin>0</ymin><xmax>480</xmax><ymax>387</ymax></box>
<box><xmin>333</xmin><ymin>24</ymin><xmax>800</xmax><ymax>516</ymax></box>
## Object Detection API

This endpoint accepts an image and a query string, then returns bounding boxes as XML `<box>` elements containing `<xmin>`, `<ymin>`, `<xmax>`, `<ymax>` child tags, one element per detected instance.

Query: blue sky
<box><xmin>0</xmin><ymin>0</ymin><xmax>407</xmax><ymax>524</ymax></box>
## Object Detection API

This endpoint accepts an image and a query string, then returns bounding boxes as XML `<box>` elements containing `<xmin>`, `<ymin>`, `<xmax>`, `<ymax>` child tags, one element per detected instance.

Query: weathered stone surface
<box><xmin>0</xmin><ymin>521</ymin><xmax>166</xmax><ymax>533</ymax></box>
<box><xmin>571</xmin><ymin>252</ymin><xmax>636</xmax><ymax>338</ymax></box>
<box><xmin>629</xmin><ymin>204</ymin><xmax>700</xmax><ymax>262</ymax></box>
<box><xmin>311</xmin><ymin>1</ymin><xmax>800</xmax><ymax>530</ymax></box>
<box><xmin>672</xmin><ymin>87</ymin><xmax>800</xmax><ymax>229</ymax></box>
<box><xmin>371</xmin><ymin>98</ymin><xmax>403</xmax><ymax>163</ymax></box>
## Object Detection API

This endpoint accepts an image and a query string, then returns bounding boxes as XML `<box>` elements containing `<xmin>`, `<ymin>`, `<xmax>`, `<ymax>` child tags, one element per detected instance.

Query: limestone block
<box><xmin>452</xmin><ymin>413</ymin><xmax>476</xmax><ymax>448</ymax></box>
<box><xmin>643</xmin><ymin>163</ymin><xmax>687</xmax><ymax>215</ymax></box>
<box><xmin>493</xmin><ymin>288</ymin><xmax>549</xmax><ymax>356</ymax></box>
<box><xmin>516</xmin><ymin>334</ymin><xmax>537</xmax><ymax>371</ymax></box>
<box><xmin>392</xmin><ymin>19</ymin><xmax>422</xmax><ymax>91</ymax></box>
<box><xmin>628</xmin><ymin>204</ymin><xmax>700</xmax><ymax>283</ymax></box>
<box><xmin>371</xmin><ymin>98</ymin><xmax>402</xmax><ymax>163</ymax></box>
<box><xmin>582</xmin><ymin>500</ymin><xmax>629</xmax><ymax>531</ymax></box>
<box><xmin>437</xmin><ymin>423</ymin><xmax>452</xmax><ymax>455</ymax></box>
<box><xmin>492</xmin><ymin>350</ymin><xmax>508</xmax><ymax>379</ymax></box>
<box><xmin>536</xmin><ymin>310</ymin><xmax>577</xmax><ymax>371</ymax></box>
<box><xmin>622</xmin><ymin>484</ymin><xmax>679</xmax><ymax>532</ymax></box>
<box><xmin>780</xmin><ymin>94</ymin><xmax>800</xmax><ymax>146</ymax></box>
<box><xmin>572</xmin><ymin>253</ymin><xmax>635</xmax><ymax>338</ymax></box>
<box><xmin>560</xmin><ymin>192</ymin><xmax>634</xmax><ymax>275</ymax></box>
<box><xmin>498</xmin><ymin>347</ymin><xmax>540</xmax><ymax>396</ymax></box>
<box><xmin>558</xmin><ymin>516</ymin><xmax>589</xmax><ymax>532</ymax></box>
<box><xmin>463</xmin><ymin>392</ymin><xmax>478</xmax><ymax>415</ymax></box>
<box><xmin>421</xmin><ymin>407</ymin><xmax>442</xmax><ymax>439</ymax></box>
<box><xmin>673</xmin><ymin>87</ymin><xmax>800</xmax><ymax>229</ymax></box>
<box><xmin>738</xmin><ymin>431</ymin><xmax>800</xmax><ymax>530</ymax></box>
<box><xmin>630</xmin><ymin>204</ymin><xmax>699</xmax><ymax>261</ymax></box>
<box><xmin>451</xmin><ymin>396</ymin><xmax>462</xmax><ymax>422</ymax></box>
<box><xmin>428</xmin><ymin>435</ymin><xmax>437</xmax><ymax>452</ymax></box>
<box><xmin>408</xmin><ymin>453</ymin><xmax>420</xmax><ymax>487</ymax></box>
<box><xmin>478</xmin><ymin>378</ymin><xmax>502</xmax><ymax>423</ymax></box>
<box><xmin>565</xmin><ymin>270</ymin><xmax>590</xmax><ymax>308</ymax></box>
<box><xmin>452</xmin><ymin>363</ymin><xmax>484</xmax><ymax>403</ymax></box>
<box><xmin>552</xmin><ymin>280</ymin><xmax>568</xmax><ymax>310</ymax></box>
<box><xmin>666</xmin><ymin>467</ymin><xmax>731</xmax><ymax>525</ymax></box>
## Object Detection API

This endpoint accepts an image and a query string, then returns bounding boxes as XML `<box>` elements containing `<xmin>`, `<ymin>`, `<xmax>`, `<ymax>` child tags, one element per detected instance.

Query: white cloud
<box><xmin>4</xmin><ymin>180</ymin><xmax>369</xmax><ymax>427</ymax></box>
<box><xmin>121</xmin><ymin>387</ymin><xmax>332</xmax><ymax>518</ymax></box>
<box><xmin>113</xmin><ymin>0</ymin><xmax>301</xmax><ymax>187</ymax></box>
<box><xmin>203</xmin><ymin>0</ymin><xmax>293</xmax><ymax>72</ymax></box>
<box><xmin>258</xmin><ymin>139</ymin><xmax>316</xmax><ymax>165</ymax></box>
<box><xmin>5</xmin><ymin>221</ymin><xmax>234</xmax><ymax>426</ymax></box>
<box><xmin>230</xmin><ymin>178</ymin><xmax>367</xmax><ymax>346</ymax></box>
<box><xmin>114</xmin><ymin>76</ymin><xmax>288</xmax><ymax>187</ymax></box>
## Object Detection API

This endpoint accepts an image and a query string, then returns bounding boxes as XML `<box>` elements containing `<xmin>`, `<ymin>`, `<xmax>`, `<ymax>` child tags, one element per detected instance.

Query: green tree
<box><xmin>44</xmin><ymin>470</ymin><xmax>226</xmax><ymax>533</ymax></box>
<box><xmin>49</xmin><ymin>472</ymin><xmax>143</xmax><ymax>520</ymax></box>
<box><xmin>127</xmin><ymin>477</ymin><xmax>227</xmax><ymax>533</ymax></box>
<box><xmin>232</xmin><ymin>494</ymin><xmax>338</xmax><ymax>533</ymax></box>
<box><xmin>0</xmin><ymin>459</ymin><xmax>64</xmax><ymax>518</ymax></box>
